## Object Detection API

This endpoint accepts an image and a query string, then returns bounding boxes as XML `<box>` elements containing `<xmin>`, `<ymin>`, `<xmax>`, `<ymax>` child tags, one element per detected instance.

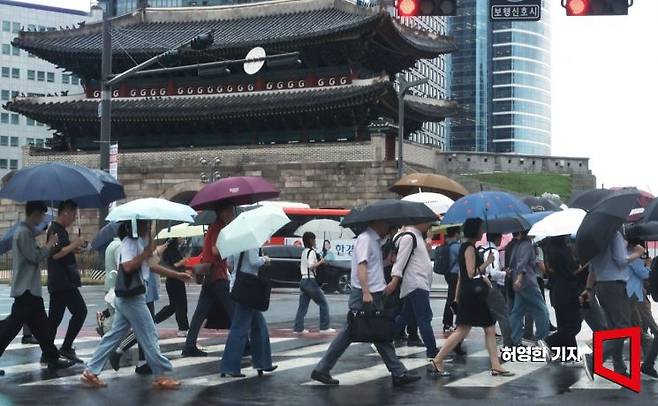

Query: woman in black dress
<box><xmin>430</xmin><ymin>218</ymin><xmax>514</xmax><ymax>377</ymax></box>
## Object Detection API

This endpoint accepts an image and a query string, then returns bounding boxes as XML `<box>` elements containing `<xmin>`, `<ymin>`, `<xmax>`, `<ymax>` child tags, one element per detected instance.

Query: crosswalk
<box><xmin>0</xmin><ymin>331</ymin><xmax>655</xmax><ymax>393</ymax></box>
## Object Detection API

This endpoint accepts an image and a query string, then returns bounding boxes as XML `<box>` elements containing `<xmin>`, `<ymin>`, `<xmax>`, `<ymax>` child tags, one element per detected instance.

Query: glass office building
<box><xmin>447</xmin><ymin>0</ymin><xmax>551</xmax><ymax>155</ymax></box>
<box><xmin>0</xmin><ymin>0</ymin><xmax>90</xmax><ymax>176</ymax></box>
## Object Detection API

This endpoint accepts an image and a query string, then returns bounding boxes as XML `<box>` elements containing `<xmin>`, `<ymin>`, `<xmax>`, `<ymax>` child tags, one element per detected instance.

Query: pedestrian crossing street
<box><xmin>1</xmin><ymin>330</ymin><xmax>655</xmax><ymax>393</ymax></box>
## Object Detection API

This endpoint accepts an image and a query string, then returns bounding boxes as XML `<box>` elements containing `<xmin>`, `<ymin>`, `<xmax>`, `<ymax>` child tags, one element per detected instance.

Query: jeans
<box><xmin>185</xmin><ymin>279</ymin><xmax>234</xmax><ymax>351</ymax></box>
<box><xmin>488</xmin><ymin>284</ymin><xmax>513</xmax><ymax>347</ymax></box>
<box><xmin>314</xmin><ymin>289</ymin><xmax>407</xmax><ymax>378</ymax></box>
<box><xmin>154</xmin><ymin>278</ymin><xmax>189</xmax><ymax>331</ymax></box>
<box><xmin>118</xmin><ymin>302</ymin><xmax>155</xmax><ymax>362</ymax></box>
<box><xmin>293</xmin><ymin>278</ymin><xmax>330</xmax><ymax>332</ymax></box>
<box><xmin>219</xmin><ymin>302</ymin><xmax>272</xmax><ymax>374</ymax></box>
<box><xmin>48</xmin><ymin>288</ymin><xmax>88</xmax><ymax>350</ymax></box>
<box><xmin>545</xmin><ymin>302</ymin><xmax>582</xmax><ymax>349</ymax></box>
<box><xmin>596</xmin><ymin>281</ymin><xmax>632</xmax><ymax>371</ymax></box>
<box><xmin>394</xmin><ymin>289</ymin><xmax>437</xmax><ymax>358</ymax></box>
<box><xmin>510</xmin><ymin>286</ymin><xmax>550</xmax><ymax>345</ymax></box>
<box><xmin>443</xmin><ymin>273</ymin><xmax>458</xmax><ymax>328</ymax></box>
<box><xmin>87</xmin><ymin>294</ymin><xmax>172</xmax><ymax>376</ymax></box>
<box><xmin>0</xmin><ymin>292</ymin><xmax>60</xmax><ymax>361</ymax></box>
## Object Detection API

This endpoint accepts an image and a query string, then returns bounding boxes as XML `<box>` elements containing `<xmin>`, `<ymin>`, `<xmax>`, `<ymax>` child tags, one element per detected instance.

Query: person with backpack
<box><xmin>293</xmin><ymin>232</ymin><xmax>334</xmax><ymax>334</ymax></box>
<box><xmin>385</xmin><ymin>222</ymin><xmax>438</xmax><ymax>359</ymax></box>
<box><xmin>435</xmin><ymin>226</ymin><xmax>461</xmax><ymax>337</ymax></box>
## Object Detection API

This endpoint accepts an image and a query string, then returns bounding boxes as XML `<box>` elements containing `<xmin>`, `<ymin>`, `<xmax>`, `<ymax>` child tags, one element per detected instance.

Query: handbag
<box><xmin>114</xmin><ymin>254</ymin><xmax>146</xmax><ymax>298</ymax></box>
<box><xmin>347</xmin><ymin>304</ymin><xmax>395</xmax><ymax>343</ymax></box>
<box><xmin>471</xmin><ymin>275</ymin><xmax>490</xmax><ymax>302</ymax></box>
<box><xmin>230</xmin><ymin>252</ymin><xmax>272</xmax><ymax>311</ymax></box>
<box><xmin>193</xmin><ymin>263</ymin><xmax>213</xmax><ymax>285</ymax></box>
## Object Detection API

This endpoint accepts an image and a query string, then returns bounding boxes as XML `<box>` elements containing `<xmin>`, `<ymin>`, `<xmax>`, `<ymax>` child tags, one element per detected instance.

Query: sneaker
<box><xmin>581</xmin><ymin>353</ymin><xmax>594</xmax><ymax>381</ymax></box>
<box><xmin>22</xmin><ymin>335</ymin><xmax>38</xmax><ymax>345</ymax></box>
<box><xmin>311</xmin><ymin>370</ymin><xmax>339</xmax><ymax>385</ymax></box>
<box><xmin>176</xmin><ymin>330</ymin><xmax>188</xmax><ymax>338</ymax></box>
<box><xmin>641</xmin><ymin>364</ymin><xmax>658</xmax><ymax>380</ymax></box>
<box><xmin>135</xmin><ymin>364</ymin><xmax>153</xmax><ymax>375</ymax></box>
<box><xmin>109</xmin><ymin>351</ymin><xmax>122</xmax><ymax>371</ymax></box>
<box><xmin>182</xmin><ymin>347</ymin><xmax>207</xmax><ymax>357</ymax></box>
<box><xmin>537</xmin><ymin>340</ymin><xmax>552</xmax><ymax>364</ymax></box>
<box><xmin>293</xmin><ymin>329</ymin><xmax>309</xmax><ymax>334</ymax></box>
<box><xmin>319</xmin><ymin>328</ymin><xmax>336</xmax><ymax>334</ymax></box>
<box><xmin>60</xmin><ymin>347</ymin><xmax>84</xmax><ymax>364</ymax></box>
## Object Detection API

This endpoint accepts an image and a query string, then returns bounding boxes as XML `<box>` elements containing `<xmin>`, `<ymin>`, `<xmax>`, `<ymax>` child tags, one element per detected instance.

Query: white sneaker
<box><xmin>293</xmin><ymin>330</ymin><xmax>309</xmax><ymax>334</ymax></box>
<box><xmin>176</xmin><ymin>330</ymin><xmax>188</xmax><ymax>337</ymax></box>
<box><xmin>319</xmin><ymin>328</ymin><xmax>336</xmax><ymax>334</ymax></box>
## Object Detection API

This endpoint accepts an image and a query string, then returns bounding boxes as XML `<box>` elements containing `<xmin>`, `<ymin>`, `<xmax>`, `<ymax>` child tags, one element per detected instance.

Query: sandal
<box><xmin>491</xmin><ymin>369</ymin><xmax>515</xmax><ymax>377</ymax></box>
<box><xmin>153</xmin><ymin>377</ymin><xmax>182</xmax><ymax>390</ymax></box>
<box><xmin>80</xmin><ymin>370</ymin><xmax>107</xmax><ymax>388</ymax></box>
<box><xmin>429</xmin><ymin>359</ymin><xmax>451</xmax><ymax>377</ymax></box>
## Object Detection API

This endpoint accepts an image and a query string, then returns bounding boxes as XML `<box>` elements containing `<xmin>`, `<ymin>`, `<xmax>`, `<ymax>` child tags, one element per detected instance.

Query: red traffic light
<box><xmin>397</xmin><ymin>0</ymin><xmax>418</xmax><ymax>16</ymax></box>
<box><xmin>563</xmin><ymin>0</ymin><xmax>629</xmax><ymax>16</ymax></box>
<box><xmin>566</xmin><ymin>0</ymin><xmax>590</xmax><ymax>16</ymax></box>
<box><xmin>396</xmin><ymin>0</ymin><xmax>456</xmax><ymax>17</ymax></box>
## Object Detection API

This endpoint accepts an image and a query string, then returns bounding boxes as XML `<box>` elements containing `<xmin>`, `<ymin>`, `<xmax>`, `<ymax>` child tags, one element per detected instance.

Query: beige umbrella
<box><xmin>390</xmin><ymin>173</ymin><xmax>469</xmax><ymax>200</ymax></box>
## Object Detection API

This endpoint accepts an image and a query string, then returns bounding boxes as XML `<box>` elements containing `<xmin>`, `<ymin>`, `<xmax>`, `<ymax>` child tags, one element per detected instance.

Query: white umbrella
<box><xmin>402</xmin><ymin>192</ymin><xmax>454</xmax><ymax>215</ymax></box>
<box><xmin>106</xmin><ymin>198</ymin><xmax>197</xmax><ymax>223</ymax></box>
<box><xmin>294</xmin><ymin>219</ymin><xmax>356</xmax><ymax>240</ymax></box>
<box><xmin>217</xmin><ymin>205</ymin><xmax>290</xmax><ymax>259</ymax></box>
<box><xmin>156</xmin><ymin>223</ymin><xmax>206</xmax><ymax>240</ymax></box>
<box><xmin>529</xmin><ymin>208</ymin><xmax>587</xmax><ymax>241</ymax></box>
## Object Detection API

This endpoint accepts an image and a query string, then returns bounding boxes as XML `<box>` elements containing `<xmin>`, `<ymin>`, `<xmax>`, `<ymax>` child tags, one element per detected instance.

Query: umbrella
<box><xmin>0</xmin><ymin>213</ymin><xmax>53</xmax><ymax>255</ymax></box>
<box><xmin>217</xmin><ymin>205</ymin><xmax>290</xmax><ymax>259</ymax></box>
<box><xmin>611</xmin><ymin>187</ymin><xmax>655</xmax><ymax>222</ymax></box>
<box><xmin>156</xmin><ymin>223</ymin><xmax>206</xmax><ymax>240</ymax></box>
<box><xmin>106</xmin><ymin>198</ymin><xmax>197</xmax><ymax>223</ymax></box>
<box><xmin>528</xmin><ymin>208</ymin><xmax>587</xmax><ymax>241</ymax></box>
<box><xmin>623</xmin><ymin>222</ymin><xmax>658</xmax><ymax>241</ymax></box>
<box><xmin>643</xmin><ymin>198</ymin><xmax>658</xmax><ymax>223</ymax></box>
<box><xmin>90</xmin><ymin>221</ymin><xmax>120</xmax><ymax>252</ymax></box>
<box><xmin>390</xmin><ymin>173</ymin><xmax>469</xmax><ymax>200</ymax></box>
<box><xmin>0</xmin><ymin>162</ymin><xmax>104</xmax><ymax>206</ymax></box>
<box><xmin>521</xmin><ymin>211</ymin><xmax>554</xmax><ymax>226</ymax></box>
<box><xmin>568</xmin><ymin>188</ymin><xmax>613</xmax><ymax>211</ymax></box>
<box><xmin>484</xmin><ymin>216</ymin><xmax>531</xmax><ymax>234</ymax></box>
<box><xmin>401</xmin><ymin>192</ymin><xmax>454</xmax><ymax>215</ymax></box>
<box><xmin>190</xmin><ymin>176</ymin><xmax>280</xmax><ymax>210</ymax></box>
<box><xmin>441</xmin><ymin>191</ymin><xmax>531</xmax><ymax>225</ymax></box>
<box><xmin>340</xmin><ymin>199</ymin><xmax>438</xmax><ymax>228</ymax></box>
<box><xmin>294</xmin><ymin>219</ymin><xmax>355</xmax><ymax>240</ymax></box>
<box><xmin>193</xmin><ymin>210</ymin><xmax>217</xmax><ymax>226</ymax></box>
<box><xmin>575</xmin><ymin>189</ymin><xmax>641</xmax><ymax>264</ymax></box>
<box><xmin>522</xmin><ymin>196</ymin><xmax>561</xmax><ymax>212</ymax></box>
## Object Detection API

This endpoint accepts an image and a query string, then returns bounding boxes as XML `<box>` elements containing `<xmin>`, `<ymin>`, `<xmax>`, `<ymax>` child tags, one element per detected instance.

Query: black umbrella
<box><xmin>642</xmin><ymin>198</ymin><xmax>658</xmax><ymax>223</ymax></box>
<box><xmin>522</xmin><ymin>196</ymin><xmax>560</xmax><ymax>212</ymax></box>
<box><xmin>568</xmin><ymin>188</ymin><xmax>614</xmax><ymax>211</ymax></box>
<box><xmin>485</xmin><ymin>216</ymin><xmax>531</xmax><ymax>234</ymax></box>
<box><xmin>623</xmin><ymin>221</ymin><xmax>658</xmax><ymax>241</ymax></box>
<box><xmin>575</xmin><ymin>190</ymin><xmax>640</xmax><ymax>264</ymax></box>
<box><xmin>340</xmin><ymin>199</ymin><xmax>438</xmax><ymax>228</ymax></box>
<box><xmin>194</xmin><ymin>210</ymin><xmax>217</xmax><ymax>226</ymax></box>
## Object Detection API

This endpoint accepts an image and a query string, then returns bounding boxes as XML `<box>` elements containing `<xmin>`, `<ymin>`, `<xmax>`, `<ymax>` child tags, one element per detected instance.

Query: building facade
<box><xmin>0</xmin><ymin>0</ymin><xmax>91</xmax><ymax>176</ymax></box>
<box><xmin>447</xmin><ymin>0</ymin><xmax>551</xmax><ymax>155</ymax></box>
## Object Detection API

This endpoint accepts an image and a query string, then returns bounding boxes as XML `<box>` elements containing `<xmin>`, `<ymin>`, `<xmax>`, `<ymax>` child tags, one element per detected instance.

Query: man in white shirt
<box><xmin>479</xmin><ymin>233</ymin><xmax>513</xmax><ymax>347</ymax></box>
<box><xmin>385</xmin><ymin>223</ymin><xmax>437</xmax><ymax>359</ymax></box>
<box><xmin>311</xmin><ymin>220</ymin><xmax>421</xmax><ymax>387</ymax></box>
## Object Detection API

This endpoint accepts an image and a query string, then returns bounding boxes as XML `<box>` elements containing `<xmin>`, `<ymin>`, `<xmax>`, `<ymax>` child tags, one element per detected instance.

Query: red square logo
<box><xmin>593</xmin><ymin>327</ymin><xmax>641</xmax><ymax>393</ymax></box>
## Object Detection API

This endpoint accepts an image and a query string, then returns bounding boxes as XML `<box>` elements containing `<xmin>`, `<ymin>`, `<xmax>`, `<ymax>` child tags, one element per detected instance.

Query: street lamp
<box><xmin>200</xmin><ymin>156</ymin><xmax>221</xmax><ymax>184</ymax></box>
<box><xmin>397</xmin><ymin>75</ymin><xmax>429</xmax><ymax>179</ymax></box>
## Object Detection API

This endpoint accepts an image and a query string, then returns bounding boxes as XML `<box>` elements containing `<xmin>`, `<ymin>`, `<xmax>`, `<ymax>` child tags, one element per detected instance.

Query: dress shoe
<box><xmin>59</xmin><ymin>347</ymin><xmax>84</xmax><ymax>363</ymax></box>
<box><xmin>47</xmin><ymin>357</ymin><xmax>75</xmax><ymax>371</ymax></box>
<box><xmin>311</xmin><ymin>370</ymin><xmax>339</xmax><ymax>385</ymax></box>
<box><xmin>22</xmin><ymin>335</ymin><xmax>38</xmax><ymax>345</ymax></box>
<box><xmin>135</xmin><ymin>364</ymin><xmax>153</xmax><ymax>375</ymax></box>
<box><xmin>181</xmin><ymin>347</ymin><xmax>207</xmax><ymax>357</ymax></box>
<box><xmin>257</xmin><ymin>365</ymin><xmax>278</xmax><ymax>376</ymax></box>
<box><xmin>392</xmin><ymin>373</ymin><xmax>421</xmax><ymax>387</ymax></box>
<box><xmin>220</xmin><ymin>372</ymin><xmax>246</xmax><ymax>378</ymax></box>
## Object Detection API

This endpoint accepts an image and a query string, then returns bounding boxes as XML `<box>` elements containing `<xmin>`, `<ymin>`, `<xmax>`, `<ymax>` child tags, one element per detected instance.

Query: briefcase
<box><xmin>347</xmin><ymin>307</ymin><xmax>394</xmax><ymax>343</ymax></box>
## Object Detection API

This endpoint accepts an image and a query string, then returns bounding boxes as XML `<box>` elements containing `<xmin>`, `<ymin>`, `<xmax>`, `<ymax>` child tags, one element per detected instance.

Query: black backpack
<box><xmin>434</xmin><ymin>241</ymin><xmax>458</xmax><ymax>275</ymax></box>
<box><xmin>649</xmin><ymin>257</ymin><xmax>658</xmax><ymax>302</ymax></box>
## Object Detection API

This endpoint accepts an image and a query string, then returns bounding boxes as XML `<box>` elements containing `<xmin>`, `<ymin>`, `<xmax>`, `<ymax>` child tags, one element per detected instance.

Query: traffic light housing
<box><xmin>396</xmin><ymin>0</ymin><xmax>457</xmax><ymax>17</ymax></box>
<box><xmin>563</xmin><ymin>0</ymin><xmax>630</xmax><ymax>16</ymax></box>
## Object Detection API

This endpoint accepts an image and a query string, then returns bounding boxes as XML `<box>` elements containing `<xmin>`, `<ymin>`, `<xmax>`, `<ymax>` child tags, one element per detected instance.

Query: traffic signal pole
<box><xmin>99</xmin><ymin>0</ymin><xmax>112</xmax><ymax>235</ymax></box>
<box><xmin>397</xmin><ymin>76</ymin><xmax>428</xmax><ymax>179</ymax></box>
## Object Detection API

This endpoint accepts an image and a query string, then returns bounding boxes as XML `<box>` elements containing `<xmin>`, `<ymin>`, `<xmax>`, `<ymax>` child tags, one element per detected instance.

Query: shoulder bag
<box><xmin>230</xmin><ymin>252</ymin><xmax>272</xmax><ymax>311</ymax></box>
<box><xmin>114</xmin><ymin>254</ymin><xmax>146</xmax><ymax>298</ymax></box>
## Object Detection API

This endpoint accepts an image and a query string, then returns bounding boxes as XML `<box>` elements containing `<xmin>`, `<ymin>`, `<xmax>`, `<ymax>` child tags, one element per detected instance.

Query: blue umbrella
<box><xmin>0</xmin><ymin>162</ymin><xmax>104</xmax><ymax>207</ymax></box>
<box><xmin>0</xmin><ymin>213</ymin><xmax>54</xmax><ymax>255</ymax></box>
<box><xmin>442</xmin><ymin>191</ymin><xmax>532</xmax><ymax>224</ymax></box>
<box><xmin>62</xmin><ymin>169</ymin><xmax>125</xmax><ymax>209</ymax></box>
<box><xmin>90</xmin><ymin>221</ymin><xmax>120</xmax><ymax>252</ymax></box>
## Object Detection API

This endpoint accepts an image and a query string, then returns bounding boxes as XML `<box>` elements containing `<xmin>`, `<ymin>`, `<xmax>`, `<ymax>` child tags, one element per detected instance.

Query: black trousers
<box><xmin>443</xmin><ymin>273</ymin><xmax>459</xmax><ymax>329</ymax></box>
<box><xmin>154</xmin><ymin>278</ymin><xmax>189</xmax><ymax>331</ymax></box>
<box><xmin>545</xmin><ymin>302</ymin><xmax>582</xmax><ymax>349</ymax></box>
<box><xmin>0</xmin><ymin>292</ymin><xmax>59</xmax><ymax>361</ymax></box>
<box><xmin>49</xmin><ymin>288</ymin><xmax>88</xmax><ymax>350</ymax></box>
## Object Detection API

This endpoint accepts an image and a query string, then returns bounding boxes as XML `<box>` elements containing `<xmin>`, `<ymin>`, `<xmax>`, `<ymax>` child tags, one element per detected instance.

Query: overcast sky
<box><xmin>20</xmin><ymin>1</ymin><xmax>658</xmax><ymax>194</ymax></box>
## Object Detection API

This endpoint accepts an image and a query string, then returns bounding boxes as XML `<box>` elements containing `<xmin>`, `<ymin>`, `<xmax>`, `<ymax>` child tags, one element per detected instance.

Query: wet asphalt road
<box><xmin>0</xmin><ymin>284</ymin><xmax>657</xmax><ymax>406</ymax></box>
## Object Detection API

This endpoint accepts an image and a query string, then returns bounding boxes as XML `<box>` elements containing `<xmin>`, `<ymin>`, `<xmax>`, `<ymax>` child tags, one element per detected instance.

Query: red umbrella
<box><xmin>189</xmin><ymin>176</ymin><xmax>280</xmax><ymax>210</ymax></box>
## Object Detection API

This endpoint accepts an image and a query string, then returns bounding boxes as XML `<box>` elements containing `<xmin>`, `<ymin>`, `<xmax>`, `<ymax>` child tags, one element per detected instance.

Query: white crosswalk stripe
<box><xmin>5</xmin><ymin>336</ymin><xmax>99</xmax><ymax>351</ymax></box>
<box><xmin>302</xmin><ymin>357</ymin><xmax>430</xmax><ymax>386</ymax></box>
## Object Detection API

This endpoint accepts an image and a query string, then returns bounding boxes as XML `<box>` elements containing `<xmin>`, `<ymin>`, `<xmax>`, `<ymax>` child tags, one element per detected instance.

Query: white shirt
<box><xmin>300</xmin><ymin>248</ymin><xmax>318</xmax><ymax>279</ymax></box>
<box><xmin>480</xmin><ymin>242</ymin><xmax>505</xmax><ymax>286</ymax></box>
<box><xmin>118</xmin><ymin>237</ymin><xmax>150</xmax><ymax>283</ymax></box>
<box><xmin>391</xmin><ymin>226</ymin><xmax>433</xmax><ymax>298</ymax></box>
<box><xmin>351</xmin><ymin>227</ymin><xmax>387</xmax><ymax>293</ymax></box>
